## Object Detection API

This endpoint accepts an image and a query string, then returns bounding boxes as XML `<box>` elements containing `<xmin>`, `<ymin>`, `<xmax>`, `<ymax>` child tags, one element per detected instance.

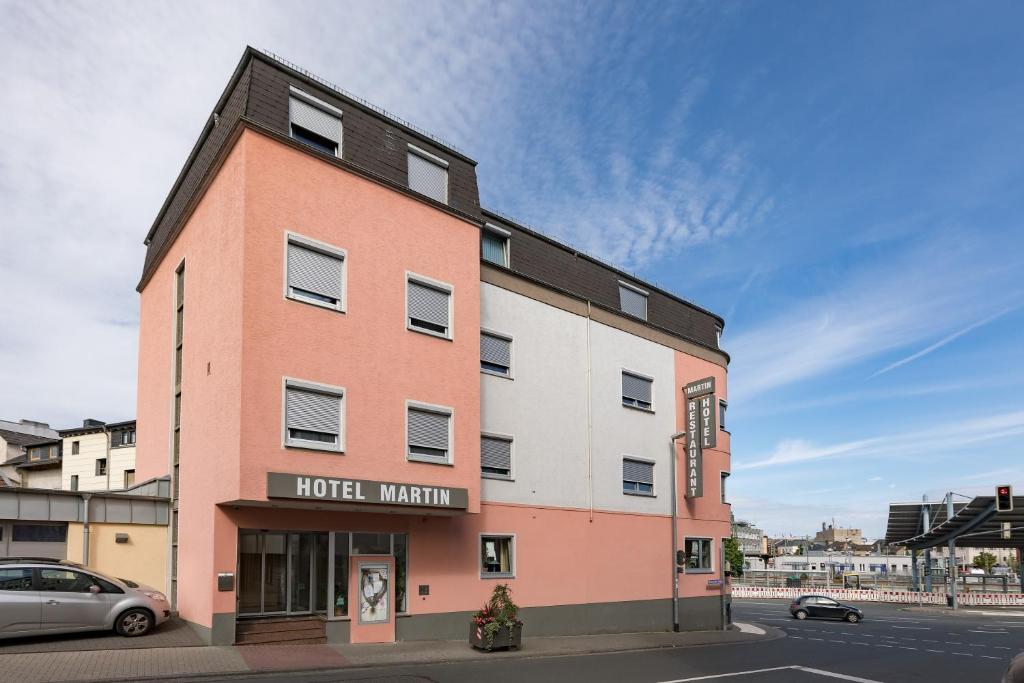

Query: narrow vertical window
<box><xmin>721</xmin><ymin>472</ymin><xmax>730</xmax><ymax>504</ymax></box>
<box><xmin>95</xmin><ymin>458</ymin><xmax>107</xmax><ymax>476</ymax></box>
<box><xmin>407</xmin><ymin>144</ymin><xmax>449</xmax><ymax>204</ymax></box>
<box><xmin>71</xmin><ymin>440</ymin><xmax>80</xmax><ymax>455</ymax></box>
<box><xmin>719</xmin><ymin>400</ymin><xmax>727</xmax><ymax>430</ymax></box>
<box><xmin>70</xmin><ymin>475</ymin><xmax>79</xmax><ymax>491</ymax></box>
<box><xmin>170</xmin><ymin>261</ymin><xmax>184</xmax><ymax>609</ymax></box>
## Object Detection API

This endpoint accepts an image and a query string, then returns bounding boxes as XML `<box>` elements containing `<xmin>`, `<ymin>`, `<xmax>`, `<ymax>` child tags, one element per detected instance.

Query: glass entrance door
<box><xmin>237</xmin><ymin>531</ymin><xmax>327</xmax><ymax>616</ymax></box>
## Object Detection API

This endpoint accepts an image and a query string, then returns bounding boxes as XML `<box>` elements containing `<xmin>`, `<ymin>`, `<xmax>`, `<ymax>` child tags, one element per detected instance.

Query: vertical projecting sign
<box><xmin>683</xmin><ymin>377</ymin><xmax>717</xmax><ymax>499</ymax></box>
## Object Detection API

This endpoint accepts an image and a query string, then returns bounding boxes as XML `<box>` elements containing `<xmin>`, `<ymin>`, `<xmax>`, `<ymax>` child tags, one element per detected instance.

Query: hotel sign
<box><xmin>267</xmin><ymin>472</ymin><xmax>469</xmax><ymax>510</ymax></box>
<box><xmin>683</xmin><ymin>377</ymin><xmax>717</xmax><ymax>499</ymax></box>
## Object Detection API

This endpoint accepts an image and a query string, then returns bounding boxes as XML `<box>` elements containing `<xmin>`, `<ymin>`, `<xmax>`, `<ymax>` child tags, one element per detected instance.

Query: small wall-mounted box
<box><xmin>217</xmin><ymin>572</ymin><xmax>235</xmax><ymax>592</ymax></box>
<box><xmin>114</xmin><ymin>533</ymin><xmax>129</xmax><ymax>544</ymax></box>
<box><xmin>418</xmin><ymin>584</ymin><xmax>430</xmax><ymax>596</ymax></box>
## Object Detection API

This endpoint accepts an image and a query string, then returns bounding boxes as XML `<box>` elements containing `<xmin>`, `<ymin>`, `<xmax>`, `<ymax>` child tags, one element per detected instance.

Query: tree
<box><xmin>973</xmin><ymin>552</ymin><xmax>997</xmax><ymax>574</ymax></box>
<box><xmin>724</xmin><ymin>536</ymin><xmax>745</xmax><ymax>577</ymax></box>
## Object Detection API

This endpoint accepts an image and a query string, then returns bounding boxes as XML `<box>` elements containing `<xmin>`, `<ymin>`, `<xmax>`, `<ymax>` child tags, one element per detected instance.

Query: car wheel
<box><xmin>794</xmin><ymin>610</ymin><xmax>808</xmax><ymax>620</ymax></box>
<box><xmin>115</xmin><ymin>608</ymin><xmax>154</xmax><ymax>637</ymax></box>
<box><xmin>845</xmin><ymin>612</ymin><xmax>860</xmax><ymax>624</ymax></box>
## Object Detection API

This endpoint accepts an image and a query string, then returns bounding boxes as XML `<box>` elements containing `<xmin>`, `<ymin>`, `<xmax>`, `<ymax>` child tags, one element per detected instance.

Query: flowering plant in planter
<box><xmin>470</xmin><ymin>584</ymin><xmax>523</xmax><ymax>651</ymax></box>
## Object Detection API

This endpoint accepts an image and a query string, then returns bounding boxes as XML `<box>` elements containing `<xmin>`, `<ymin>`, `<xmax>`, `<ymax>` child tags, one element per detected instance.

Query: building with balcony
<box><xmin>135</xmin><ymin>48</ymin><xmax>733</xmax><ymax>645</ymax></box>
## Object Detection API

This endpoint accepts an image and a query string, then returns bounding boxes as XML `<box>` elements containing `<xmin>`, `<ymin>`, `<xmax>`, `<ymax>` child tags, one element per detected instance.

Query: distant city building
<box><xmin>59</xmin><ymin>419</ymin><xmax>137</xmax><ymax>491</ymax></box>
<box><xmin>732</xmin><ymin>519</ymin><xmax>767</xmax><ymax>555</ymax></box>
<box><xmin>814</xmin><ymin>521</ymin><xmax>864</xmax><ymax>545</ymax></box>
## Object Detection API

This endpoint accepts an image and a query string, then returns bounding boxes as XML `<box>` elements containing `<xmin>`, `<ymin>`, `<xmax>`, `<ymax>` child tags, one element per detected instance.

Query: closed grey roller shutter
<box><xmin>619</xmin><ymin>285</ymin><xmax>648</xmax><ymax>320</ymax></box>
<box><xmin>408</xmin><ymin>151</ymin><xmax>448</xmax><ymax>203</ymax></box>
<box><xmin>408</xmin><ymin>281</ymin><xmax>449</xmax><ymax>329</ymax></box>
<box><xmin>623</xmin><ymin>458</ymin><xmax>654</xmax><ymax>485</ymax></box>
<box><xmin>290</xmin><ymin>97</ymin><xmax>342</xmax><ymax>143</ymax></box>
<box><xmin>286</xmin><ymin>387</ymin><xmax>340</xmax><ymax>435</ymax></box>
<box><xmin>622</xmin><ymin>372</ymin><xmax>653</xmax><ymax>405</ymax></box>
<box><xmin>288</xmin><ymin>243</ymin><xmax>343</xmax><ymax>302</ymax></box>
<box><xmin>481</xmin><ymin>437</ymin><xmax>511</xmax><ymax>472</ymax></box>
<box><xmin>480</xmin><ymin>333</ymin><xmax>511</xmax><ymax>368</ymax></box>
<box><xmin>408</xmin><ymin>408</ymin><xmax>449</xmax><ymax>451</ymax></box>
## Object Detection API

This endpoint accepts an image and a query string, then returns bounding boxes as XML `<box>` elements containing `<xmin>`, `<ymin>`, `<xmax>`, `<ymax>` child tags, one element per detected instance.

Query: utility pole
<box><xmin>922</xmin><ymin>495</ymin><xmax>933</xmax><ymax>593</ymax></box>
<box><xmin>947</xmin><ymin>492</ymin><xmax>958</xmax><ymax>609</ymax></box>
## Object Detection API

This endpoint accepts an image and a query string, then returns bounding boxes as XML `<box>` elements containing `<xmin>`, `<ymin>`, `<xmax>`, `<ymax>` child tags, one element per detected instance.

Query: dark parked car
<box><xmin>1004</xmin><ymin>651</ymin><xmax>1024</xmax><ymax>683</ymax></box>
<box><xmin>789</xmin><ymin>595</ymin><xmax>863</xmax><ymax>623</ymax></box>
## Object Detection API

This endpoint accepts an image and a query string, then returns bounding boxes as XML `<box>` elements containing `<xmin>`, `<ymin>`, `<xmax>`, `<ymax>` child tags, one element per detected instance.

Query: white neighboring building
<box><xmin>59</xmin><ymin>419</ymin><xmax>137</xmax><ymax>491</ymax></box>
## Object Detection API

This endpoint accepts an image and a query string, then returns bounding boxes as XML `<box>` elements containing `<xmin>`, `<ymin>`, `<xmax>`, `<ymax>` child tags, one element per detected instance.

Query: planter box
<box><xmin>469</xmin><ymin>622</ymin><xmax>523</xmax><ymax>651</ymax></box>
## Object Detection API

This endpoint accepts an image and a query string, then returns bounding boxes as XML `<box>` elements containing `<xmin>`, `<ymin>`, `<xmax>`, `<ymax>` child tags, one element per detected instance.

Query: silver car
<box><xmin>0</xmin><ymin>558</ymin><xmax>170</xmax><ymax>639</ymax></box>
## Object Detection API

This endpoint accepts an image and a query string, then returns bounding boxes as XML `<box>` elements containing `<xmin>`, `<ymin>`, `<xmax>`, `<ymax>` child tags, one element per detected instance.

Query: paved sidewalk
<box><xmin>2</xmin><ymin>625</ymin><xmax>779</xmax><ymax>682</ymax></box>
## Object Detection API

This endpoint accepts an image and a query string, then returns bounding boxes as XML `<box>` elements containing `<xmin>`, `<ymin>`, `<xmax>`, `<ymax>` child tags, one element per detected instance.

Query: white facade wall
<box><xmin>589</xmin><ymin>320</ymin><xmax>676</xmax><ymax>515</ymax></box>
<box><xmin>22</xmin><ymin>467</ymin><xmax>62</xmax><ymax>489</ymax></box>
<box><xmin>109</xmin><ymin>445</ymin><xmax>137</xmax><ymax>489</ymax></box>
<box><xmin>61</xmin><ymin>432</ymin><xmax>119</xmax><ymax>491</ymax></box>
<box><xmin>480</xmin><ymin>283</ymin><xmax>590</xmax><ymax>509</ymax></box>
<box><xmin>479</xmin><ymin>283</ymin><xmax>678</xmax><ymax>515</ymax></box>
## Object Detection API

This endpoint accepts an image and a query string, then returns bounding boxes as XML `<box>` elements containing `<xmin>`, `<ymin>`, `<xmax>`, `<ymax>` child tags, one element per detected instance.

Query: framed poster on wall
<box><xmin>358</xmin><ymin>562</ymin><xmax>390</xmax><ymax>624</ymax></box>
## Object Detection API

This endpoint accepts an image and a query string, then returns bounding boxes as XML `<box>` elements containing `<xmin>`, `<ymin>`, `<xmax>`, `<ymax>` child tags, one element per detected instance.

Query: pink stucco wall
<box><xmin>136</xmin><ymin>134</ymin><xmax>249</xmax><ymax>625</ymax></box>
<box><xmin>675</xmin><ymin>353</ymin><xmax>732</xmax><ymax>599</ymax></box>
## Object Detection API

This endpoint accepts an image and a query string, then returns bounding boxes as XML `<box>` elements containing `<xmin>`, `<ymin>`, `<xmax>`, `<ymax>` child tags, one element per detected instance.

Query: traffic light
<box><xmin>996</xmin><ymin>485</ymin><xmax>1013</xmax><ymax>512</ymax></box>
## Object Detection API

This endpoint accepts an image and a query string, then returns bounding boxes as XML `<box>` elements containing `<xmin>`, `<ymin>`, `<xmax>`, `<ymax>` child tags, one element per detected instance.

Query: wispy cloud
<box><xmin>868</xmin><ymin>307</ymin><xmax>1017</xmax><ymax>378</ymax></box>
<box><xmin>735</xmin><ymin>409</ymin><xmax>1024</xmax><ymax>470</ymax></box>
<box><xmin>727</xmin><ymin>232</ymin><xmax>1024</xmax><ymax>404</ymax></box>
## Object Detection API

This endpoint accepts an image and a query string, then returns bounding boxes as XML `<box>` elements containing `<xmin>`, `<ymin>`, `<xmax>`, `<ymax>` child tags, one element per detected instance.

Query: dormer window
<box><xmin>407</xmin><ymin>144</ymin><xmax>449</xmax><ymax>204</ymax></box>
<box><xmin>619</xmin><ymin>281</ymin><xmax>648</xmax><ymax>320</ymax></box>
<box><xmin>482</xmin><ymin>224</ymin><xmax>510</xmax><ymax>267</ymax></box>
<box><xmin>289</xmin><ymin>88</ymin><xmax>342</xmax><ymax>157</ymax></box>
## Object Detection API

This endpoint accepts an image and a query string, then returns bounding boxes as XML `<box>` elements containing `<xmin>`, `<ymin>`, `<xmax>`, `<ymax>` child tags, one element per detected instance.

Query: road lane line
<box><xmin>922</xmin><ymin>639</ymin><xmax>939</xmax><ymax>642</ymax></box>
<box><xmin>926</xmin><ymin>649</ymin><xmax>943</xmax><ymax>653</ymax></box>
<box><xmin>899</xmin><ymin>646</ymin><xmax>918</xmax><ymax>650</ymax></box>
<box><xmin>969</xmin><ymin>629</ymin><xmax>1009</xmax><ymax>634</ymax></box>
<box><xmin>792</xmin><ymin>666</ymin><xmax>884</xmax><ymax>682</ymax></box>
<box><xmin>952</xmin><ymin>652</ymin><xmax>974</xmax><ymax>657</ymax></box>
<box><xmin>981</xmin><ymin>655</ymin><xmax>1004</xmax><ymax>660</ymax></box>
<box><xmin>656</xmin><ymin>665</ymin><xmax>799</xmax><ymax>682</ymax></box>
<box><xmin>733</xmin><ymin>623</ymin><xmax>766</xmax><ymax>635</ymax></box>
<box><xmin>809</xmin><ymin>637</ymin><xmax>824</xmax><ymax>641</ymax></box>
<box><xmin>875</xmin><ymin>644</ymin><xmax>893</xmax><ymax>648</ymax></box>
<box><xmin>891</xmin><ymin>626</ymin><xmax>930</xmax><ymax>630</ymax></box>
<box><xmin>996</xmin><ymin>646</ymin><xmax>1012</xmax><ymax>650</ymax></box>
<box><xmin>945</xmin><ymin>641</ymin><xmax>963</xmax><ymax>645</ymax></box>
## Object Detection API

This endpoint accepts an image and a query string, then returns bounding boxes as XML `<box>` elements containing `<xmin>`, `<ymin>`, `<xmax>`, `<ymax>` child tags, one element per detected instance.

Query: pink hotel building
<box><xmin>135</xmin><ymin>48</ymin><xmax>733</xmax><ymax>645</ymax></box>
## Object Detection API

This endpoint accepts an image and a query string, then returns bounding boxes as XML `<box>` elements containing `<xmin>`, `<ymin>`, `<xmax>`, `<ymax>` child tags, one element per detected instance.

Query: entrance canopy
<box><xmin>885</xmin><ymin>496</ymin><xmax>1024</xmax><ymax>550</ymax></box>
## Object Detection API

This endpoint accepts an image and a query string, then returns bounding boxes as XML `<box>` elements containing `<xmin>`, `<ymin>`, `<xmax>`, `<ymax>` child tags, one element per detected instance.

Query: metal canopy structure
<box><xmin>885</xmin><ymin>496</ymin><xmax>1024</xmax><ymax>550</ymax></box>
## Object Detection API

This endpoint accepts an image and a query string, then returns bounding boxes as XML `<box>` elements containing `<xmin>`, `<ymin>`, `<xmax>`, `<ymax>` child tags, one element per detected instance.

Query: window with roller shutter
<box><xmin>407</xmin><ymin>404</ymin><xmax>452</xmax><ymax>464</ymax></box>
<box><xmin>284</xmin><ymin>379</ymin><xmax>344</xmax><ymax>452</ymax></box>
<box><xmin>286</xmin><ymin>234</ymin><xmax>346</xmax><ymax>311</ymax></box>
<box><xmin>621</xmin><ymin>371</ymin><xmax>654</xmax><ymax>411</ymax></box>
<box><xmin>481</xmin><ymin>435</ymin><xmax>512</xmax><ymax>479</ymax></box>
<box><xmin>622</xmin><ymin>457</ymin><xmax>654</xmax><ymax>496</ymax></box>
<box><xmin>407</xmin><ymin>276</ymin><xmax>452</xmax><ymax>338</ymax></box>
<box><xmin>619</xmin><ymin>282</ymin><xmax>648</xmax><ymax>320</ymax></box>
<box><xmin>407</xmin><ymin>144</ymin><xmax>449</xmax><ymax>204</ymax></box>
<box><xmin>289</xmin><ymin>88</ymin><xmax>342</xmax><ymax>157</ymax></box>
<box><xmin>480</xmin><ymin>331</ymin><xmax>512</xmax><ymax>376</ymax></box>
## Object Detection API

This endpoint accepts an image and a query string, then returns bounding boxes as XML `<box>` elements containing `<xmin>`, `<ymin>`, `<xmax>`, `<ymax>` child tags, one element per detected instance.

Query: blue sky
<box><xmin>1</xmin><ymin>1</ymin><xmax>1021</xmax><ymax>538</ymax></box>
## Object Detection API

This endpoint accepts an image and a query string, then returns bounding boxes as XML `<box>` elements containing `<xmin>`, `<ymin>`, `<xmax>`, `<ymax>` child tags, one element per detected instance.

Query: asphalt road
<box><xmin>185</xmin><ymin>599</ymin><xmax>1022</xmax><ymax>683</ymax></box>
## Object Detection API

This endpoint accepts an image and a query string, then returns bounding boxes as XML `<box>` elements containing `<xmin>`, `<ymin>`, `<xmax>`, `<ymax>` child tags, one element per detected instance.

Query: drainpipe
<box><xmin>82</xmin><ymin>493</ymin><xmax>92</xmax><ymax>566</ymax></box>
<box><xmin>585</xmin><ymin>302</ymin><xmax>594</xmax><ymax>523</ymax></box>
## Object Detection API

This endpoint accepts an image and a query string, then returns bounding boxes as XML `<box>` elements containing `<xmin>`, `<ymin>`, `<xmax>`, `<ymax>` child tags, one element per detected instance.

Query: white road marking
<box><xmin>922</xmin><ymin>639</ymin><xmax>939</xmax><ymax>642</ymax></box>
<box><xmin>891</xmin><ymin>625</ymin><xmax>930</xmax><ymax>630</ymax></box>
<box><xmin>969</xmin><ymin>629</ymin><xmax>1009</xmax><ymax>634</ymax></box>
<box><xmin>952</xmin><ymin>652</ymin><xmax>974</xmax><ymax>657</ymax></box>
<box><xmin>996</xmin><ymin>646</ymin><xmax>1012</xmax><ymax>650</ymax></box>
<box><xmin>851</xmin><ymin>642</ymin><xmax>870</xmax><ymax>646</ymax></box>
<box><xmin>926</xmin><ymin>649</ymin><xmax>943</xmax><ymax>653</ymax></box>
<box><xmin>791</xmin><ymin>635</ymin><xmax>804</xmax><ymax>639</ymax></box>
<box><xmin>733</xmin><ymin>622</ymin><xmax>766</xmax><ymax>635</ymax></box>
<box><xmin>898</xmin><ymin>646</ymin><xmax>918</xmax><ymax>651</ymax></box>
<box><xmin>809</xmin><ymin>637</ymin><xmax>825</xmax><ymax>641</ymax></box>
<box><xmin>945</xmin><ymin>641</ymin><xmax>963</xmax><ymax>645</ymax></box>
<box><xmin>981</xmin><ymin>655</ymin><xmax>1005</xmax><ymax>660</ymax></box>
<box><xmin>658</xmin><ymin>666</ymin><xmax>883</xmax><ymax>682</ymax></box>
<box><xmin>759</xmin><ymin>618</ymin><xmax>793</xmax><ymax>622</ymax></box>
<box><xmin>876</xmin><ymin>644</ymin><xmax>893</xmax><ymax>648</ymax></box>
<box><xmin>829</xmin><ymin>640</ymin><xmax>846</xmax><ymax>643</ymax></box>
<box><xmin>968</xmin><ymin>610</ymin><xmax>1024</xmax><ymax>617</ymax></box>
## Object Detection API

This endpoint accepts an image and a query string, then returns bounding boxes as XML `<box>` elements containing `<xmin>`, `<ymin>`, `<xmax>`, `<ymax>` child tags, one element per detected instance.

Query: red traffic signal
<box><xmin>996</xmin><ymin>485</ymin><xmax>1013</xmax><ymax>512</ymax></box>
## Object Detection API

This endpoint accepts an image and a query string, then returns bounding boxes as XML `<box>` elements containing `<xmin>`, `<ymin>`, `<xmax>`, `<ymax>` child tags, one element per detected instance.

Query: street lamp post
<box><xmin>670</xmin><ymin>430</ymin><xmax>686</xmax><ymax>632</ymax></box>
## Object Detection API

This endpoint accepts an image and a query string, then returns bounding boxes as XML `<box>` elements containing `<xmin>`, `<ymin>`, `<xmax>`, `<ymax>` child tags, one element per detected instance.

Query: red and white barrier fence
<box><xmin>732</xmin><ymin>585</ymin><xmax>1024</xmax><ymax>606</ymax></box>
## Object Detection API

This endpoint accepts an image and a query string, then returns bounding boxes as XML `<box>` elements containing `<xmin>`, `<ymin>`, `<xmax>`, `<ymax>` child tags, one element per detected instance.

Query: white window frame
<box><xmin>721</xmin><ymin>471</ymin><xmax>730</xmax><ymax>504</ymax></box>
<box><xmin>618</xmin><ymin>280</ymin><xmax>649</xmax><ymax>320</ymax></box>
<box><xmin>479</xmin><ymin>533</ymin><xmax>516</xmax><ymax>579</ymax></box>
<box><xmin>684</xmin><ymin>537</ymin><xmax>714</xmax><ymax>574</ymax></box>
<box><xmin>289</xmin><ymin>86</ymin><xmax>343</xmax><ymax>158</ymax></box>
<box><xmin>622</xmin><ymin>456</ymin><xmax>656</xmax><ymax>497</ymax></box>
<box><xmin>282</xmin><ymin>377</ymin><xmax>346</xmax><ymax>453</ymax></box>
<box><xmin>481</xmin><ymin>223</ymin><xmax>511</xmax><ymax>268</ymax></box>
<box><xmin>621</xmin><ymin>368</ymin><xmax>655</xmax><ymax>412</ymax></box>
<box><xmin>480</xmin><ymin>431</ymin><xmax>514</xmax><ymax>481</ymax></box>
<box><xmin>407</xmin><ymin>143</ymin><xmax>449</xmax><ymax>204</ymax></box>
<box><xmin>480</xmin><ymin>328</ymin><xmax>513</xmax><ymax>379</ymax></box>
<box><xmin>405</xmin><ymin>400</ymin><xmax>454</xmax><ymax>465</ymax></box>
<box><xmin>283</xmin><ymin>231</ymin><xmax>348</xmax><ymax>313</ymax></box>
<box><xmin>406</xmin><ymin>272</ymin><xmax>454</xmax><ymax>340</ymax></box>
